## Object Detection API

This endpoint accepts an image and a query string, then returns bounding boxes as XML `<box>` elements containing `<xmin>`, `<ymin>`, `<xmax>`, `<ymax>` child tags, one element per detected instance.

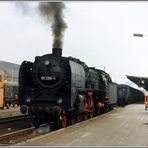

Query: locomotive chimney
<box><xmin>52</xmin><ymin>48</ymin><xmax>62</xmax><ymax>57</ymax></box>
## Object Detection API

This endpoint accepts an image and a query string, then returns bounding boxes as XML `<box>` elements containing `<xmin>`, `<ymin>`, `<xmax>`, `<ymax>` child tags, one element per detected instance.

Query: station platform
<box><xmin>17</xmin><ymin>103</ymin><xmax>148</xmax><ymax>146</ymax></box>
<box><xmin>0</xmin><ymin>107</ymin><xmax>22</xmax><ymax>119</ymax></box>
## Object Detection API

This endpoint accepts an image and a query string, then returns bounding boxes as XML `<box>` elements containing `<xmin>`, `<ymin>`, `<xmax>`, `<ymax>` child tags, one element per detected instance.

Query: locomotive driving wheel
<box><xmin>55</xmin><ymin>108</ymin><xmax>67</xmax><ymax>129</ymax></box>
<box><xmin>88</xmin><ymin>108</ymin><xmax>94</xmax><ymax>118</ymax></box>
<box><xmin>61</xmin><ymin>108</ymin><xmax>67</xmax><ymax>128</ymax></box>
<box><xmin>76</xmin><ymin>114</ymin><xmax>82</xmax><ymax>123</ymax></box>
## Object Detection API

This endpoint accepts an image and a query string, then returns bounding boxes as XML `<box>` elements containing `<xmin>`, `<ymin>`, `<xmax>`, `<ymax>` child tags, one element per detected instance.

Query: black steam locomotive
<box><xmin>19</xmin><ymin>48</ymin><xmax>112</xmax><ymax>128</ymax></box>
<box><xmin>117</xmin><ymin>84</ymin><xmax>144</xmax><ymax>106</ymax></box>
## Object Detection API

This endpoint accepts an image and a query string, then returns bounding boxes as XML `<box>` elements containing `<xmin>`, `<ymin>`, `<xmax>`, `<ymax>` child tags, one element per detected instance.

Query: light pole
<box><xmin>133</xmin><ymin>33</ymin><xmax>148</xmax><ymax>37</ymax></box>
<box><xmin>132</xmin><ymin>33</ymin><xmax>148</xmax><ymax>89</ymax></box>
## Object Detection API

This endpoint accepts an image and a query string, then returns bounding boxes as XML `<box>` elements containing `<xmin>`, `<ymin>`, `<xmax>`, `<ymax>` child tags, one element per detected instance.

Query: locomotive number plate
<box><xmin>41</xmin><ymin>76</ymin><xmax>56</xmax><ymax>80</ymax></box>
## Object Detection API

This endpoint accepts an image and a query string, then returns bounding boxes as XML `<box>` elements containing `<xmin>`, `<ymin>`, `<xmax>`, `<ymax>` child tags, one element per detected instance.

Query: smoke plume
<box><xmin>38</xmin><ymin>2</ymin><xmax>67</xmax><ymax>48</ymax></box>
<box><xmin>15</xmin><ymin>2</ymin><xmax>67</xmax><ymax>48</ymax></box>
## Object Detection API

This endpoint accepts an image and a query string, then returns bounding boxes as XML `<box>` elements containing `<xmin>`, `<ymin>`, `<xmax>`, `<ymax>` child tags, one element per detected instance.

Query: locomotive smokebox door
<box><xmin>52</xmin><ymin>48</ymin><xmax>62</xmax><ymax>57</ymax></box>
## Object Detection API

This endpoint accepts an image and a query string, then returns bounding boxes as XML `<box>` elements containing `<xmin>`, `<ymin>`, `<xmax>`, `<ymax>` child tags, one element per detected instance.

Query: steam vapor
<box><xmin>15</xmin><ymin>2</ymin><xmax>33</xmax><ymax>15</ymax></box>
<box><xmin>16</xmin><ymin>2</ymin><xmax>67</xmax><ymax>48</ymax></box>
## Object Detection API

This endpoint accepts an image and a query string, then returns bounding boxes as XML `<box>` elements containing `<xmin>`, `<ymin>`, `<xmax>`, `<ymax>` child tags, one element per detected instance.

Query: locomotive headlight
<box><xmin>57</xmin><ymin>98</ymin><xmax>63</xmax><ymax>104</ymax></box>
<box><xmin>44</xmin><ymin>60</ymin><xmax>50</xmax><ymax>65</ymax></box>
<box><xmin>26</xmin><ymin>97</ymin><xmax>31</xmax><ymax>103</ymax></box>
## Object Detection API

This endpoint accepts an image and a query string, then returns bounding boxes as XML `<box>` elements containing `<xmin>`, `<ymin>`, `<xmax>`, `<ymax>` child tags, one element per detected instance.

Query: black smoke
<box><xmin>38</xmin><ymin>2</ymin><xmax>67</xmax><ymax>48</ymax></box>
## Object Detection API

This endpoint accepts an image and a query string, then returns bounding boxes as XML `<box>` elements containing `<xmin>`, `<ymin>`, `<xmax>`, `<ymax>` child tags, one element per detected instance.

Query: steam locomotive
<box><xmin>19</xmin><ymin>48</ymin><xmax>113</xmax><ymax>128</ymax></box>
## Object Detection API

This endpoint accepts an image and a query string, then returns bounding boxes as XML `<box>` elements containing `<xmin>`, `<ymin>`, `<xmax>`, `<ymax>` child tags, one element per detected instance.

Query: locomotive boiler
<box><xmin>19</xmin><ymin>48</ymin><xmax>112</xmax><ymax>128</ymax></box>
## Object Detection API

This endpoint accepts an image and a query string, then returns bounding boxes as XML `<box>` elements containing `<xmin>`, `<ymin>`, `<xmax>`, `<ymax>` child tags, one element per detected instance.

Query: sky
<box><xmin>0</xmin><ymin>1</ymin><xmax>148</xmax><ymax>86</ymax></box>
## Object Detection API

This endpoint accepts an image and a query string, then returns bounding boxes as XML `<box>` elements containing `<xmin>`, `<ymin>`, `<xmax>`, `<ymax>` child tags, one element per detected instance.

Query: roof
<box><xmin>126</xmin><ymin>75</ymin><xmax>148</xmax><ymax>91</ymax></box>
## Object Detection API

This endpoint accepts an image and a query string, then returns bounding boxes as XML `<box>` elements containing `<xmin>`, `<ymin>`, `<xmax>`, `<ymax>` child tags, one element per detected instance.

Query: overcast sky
<box><xmin>0</xmin><ymin>1</ymin><xmax>148</xmax><ymax>86</ymax></box>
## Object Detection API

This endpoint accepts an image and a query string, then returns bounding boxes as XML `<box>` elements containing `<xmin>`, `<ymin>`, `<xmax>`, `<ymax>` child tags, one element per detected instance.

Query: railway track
<box><xmin>0</xmin><ymin>114</ymin><xmax>54</xmax><ymax>145</ymax></box>
<box><xmin>0</xmin><ymin>112</ymin><xmax>57</xmax><ymax>145</ymax></box>
<box><xmin>0</xmin><ymin>108</ymin><xmax>117</xmax><ymax>145</ymax></box>
<box><xmin>0</xmin><ymin>127</ymin><xmax>35</xmax><ymax>145</ymax></box>
<box><xmin>0</xmin><ymin>124</ymin><xmax>52</xmax><ymax>145</ymax></box>
<box><xmin>0</xmin><ymin>115</ymin><xmax>30</xmax><ymax>124</ymax></box>
<box><xmin>0</xmin><ymin>115</ymin><xmax>32</xmax><ymax>136</ymax></box>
